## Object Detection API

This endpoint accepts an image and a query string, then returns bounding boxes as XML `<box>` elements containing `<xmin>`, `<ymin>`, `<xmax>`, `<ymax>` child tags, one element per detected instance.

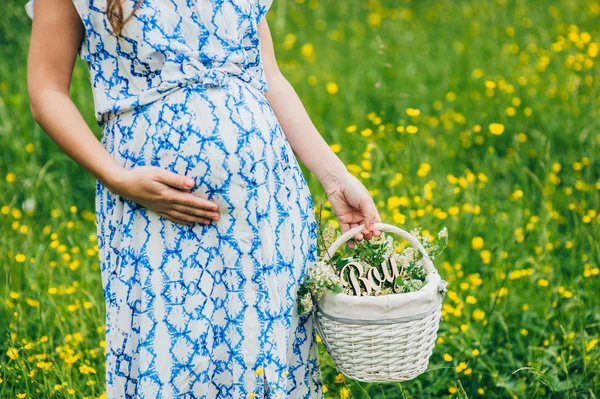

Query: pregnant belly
<box><xmin>98</xmin><ymin>76</ymin><xmax>300</xmax><ymax>221</ymax></box>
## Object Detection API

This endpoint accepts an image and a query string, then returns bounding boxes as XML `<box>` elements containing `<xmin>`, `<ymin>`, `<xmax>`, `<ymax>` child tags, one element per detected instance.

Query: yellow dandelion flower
<box><xmin>300</xmin><ymin>43</ymin><xmax>314</xmax><ymax>58</ymax></box>
<box><xmin>406</xmin><ymin>108</ymin><xmax>420</xmax><ymax>117</ymax></box>
<box><xmin>367</xmin><ymin>13</ymin><xmax>381</xmax><ymax>26</ymax></box>
<box><xmin>489</xmin><ymin>123</ymin><xmax>505</xmax><ymax>135</ymax></box>
<box><xmin>330</xmin><ymin>144</ymin><xmax>341</xmax><ymax>153</ymax></box>
<box><xmin>393</xmin><ymin>213</ymin><xmax>406</xmax><ymax>224</ymax></box>
<box><xmin>472</xmin><ymin>68</ymin><xmax>484</xmax><ymax>79</ymax></box>
<box><xmin>25</xmin><ymin>298</ymin><xmax>40</xmax><ymax>308</ymax></box>
<box><xmin>510</xmin><ymin>189</ymin><xmax>523</xmax><ymax>200</ymax></box>
<box><xmin>448</xmin><ymin>206</ymin><xmax>460</xmax><ymax>216</ymax></box>
<box><xmin>417</xmin><ymin>162</ymin><xmax>431</xmax><ymax>177</ymax></box>
<box><xmin>326</xmin><ymin>81</ymin><xmax>338</xmax><ymax>95</ymax></box>
<box><xmin>480</xmin><ymin>250</ymin><xmax>491</xmax><ymax>264</ymax></box>
<box><xmin>455</xmin><ymin>361</ymin><xmax>468</xmax><ymax>372</ymax></box>
<box><xmin>472</xmin><ymin>309</ymin><xmax>486</xmax><ymax>321</ymax></box>
<box><xmin>64</xmin><ymin>354</ymin><xmax>80</xmax><ymax>364</ymax></box>
<box><xmin>79</xmin><ymin>364</ymin><xmax>97</xmax><ymax>374</ymax></box>
<box><xmin>406</xmin><ymin>125</ymin><xmax>418</xmax><ymax>134</ymax></box>
<box><xmin>282</xmin><ymin>33</ymin><xmax>296</xmax><ymax>50</ymax></box>
<box><xmin>471</xmin><ymin>236</ymin><xmax>484</xmax><ymax>250</ymax></box>
<box><xmin>7</xmin><ymin>347</ymin><xmax>19</xmax><ymax>360</ymax></box>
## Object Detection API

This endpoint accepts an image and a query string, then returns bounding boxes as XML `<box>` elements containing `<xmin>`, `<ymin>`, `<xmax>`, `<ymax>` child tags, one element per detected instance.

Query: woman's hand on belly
<box><xmin>108</xmin><ymin>166</ymin><xmax>221</xmax><ymax>226</ymax></box>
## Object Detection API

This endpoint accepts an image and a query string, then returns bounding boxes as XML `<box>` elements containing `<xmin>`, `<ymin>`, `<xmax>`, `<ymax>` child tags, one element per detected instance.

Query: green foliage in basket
<box><xmin>296</xmin><ymin>201</ymin><xmax>449</xmax><ymax>316</ymax></box>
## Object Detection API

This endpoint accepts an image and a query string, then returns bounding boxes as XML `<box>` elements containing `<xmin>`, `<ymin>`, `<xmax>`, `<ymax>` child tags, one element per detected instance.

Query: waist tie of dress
<box><xmin>156</xmin><ymin>57</ymin><xmax>246</xmax><ymax>93</ymax></box>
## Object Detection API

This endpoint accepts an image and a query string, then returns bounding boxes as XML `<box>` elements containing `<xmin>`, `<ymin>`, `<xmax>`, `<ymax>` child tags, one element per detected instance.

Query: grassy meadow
<box><xmin>1</xmin><ymin>0</ymin><xmax>599</xmax><ymax>397</ymax></box>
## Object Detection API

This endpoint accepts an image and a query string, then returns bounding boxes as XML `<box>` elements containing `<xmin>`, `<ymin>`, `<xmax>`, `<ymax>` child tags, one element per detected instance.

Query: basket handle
<box><xmin>322</xmin><ymin>222</ymin><xmax>438</xmax><ymax>276</ymax></box>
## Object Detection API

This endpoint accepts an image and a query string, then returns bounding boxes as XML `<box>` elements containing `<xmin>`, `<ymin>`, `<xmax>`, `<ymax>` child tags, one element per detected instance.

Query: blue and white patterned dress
<box><xmin>25</xmin><ymin>0</ymin><xmax>324</xmax><ymax>398</ymax></box>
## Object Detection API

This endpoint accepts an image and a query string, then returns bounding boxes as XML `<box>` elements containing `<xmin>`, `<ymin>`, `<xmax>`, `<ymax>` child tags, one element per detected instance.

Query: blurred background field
<box><xmin>1</xmin><ymin>0</ymin><xmax>599</xmax><ymax>397</ymax></box>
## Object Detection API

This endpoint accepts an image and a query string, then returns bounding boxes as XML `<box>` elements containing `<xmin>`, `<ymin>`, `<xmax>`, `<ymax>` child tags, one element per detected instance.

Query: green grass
<box><xmin>1</xmin><ymin>0</ymin><xmax>599</xmax><ymax>397</ymax></box>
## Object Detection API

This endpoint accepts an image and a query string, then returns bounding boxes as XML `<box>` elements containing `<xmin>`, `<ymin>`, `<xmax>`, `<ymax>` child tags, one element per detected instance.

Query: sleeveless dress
<box><xmin>25</xmin><ymin>1</ymin><xmax>324</xmax><ymax>398</ymax></box>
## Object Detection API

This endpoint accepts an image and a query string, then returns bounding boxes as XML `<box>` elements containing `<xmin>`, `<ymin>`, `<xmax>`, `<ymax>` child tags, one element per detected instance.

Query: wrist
<box><xmin>99</xmin><ymin>164</ymin><xmax>128</xmax><ymax>195</ymax></box>
<box><xmin>319</xmin><ymin>169</ymin><xmax>351</xmax><ymax>196</ymax></box>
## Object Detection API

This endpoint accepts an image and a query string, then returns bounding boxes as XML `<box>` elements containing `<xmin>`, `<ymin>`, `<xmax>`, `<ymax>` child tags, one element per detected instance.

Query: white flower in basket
<box><xmin>297</xmin><ymin>221</ymin><xmax>449</xmax><ymax>383</ymax></box>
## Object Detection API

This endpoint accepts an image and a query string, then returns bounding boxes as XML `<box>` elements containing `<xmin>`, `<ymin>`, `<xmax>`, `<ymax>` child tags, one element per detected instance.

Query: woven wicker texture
<box><xmin>315</xmin><ymin>303</ymin><xmax>442</xmax><ymax>382</ymax></box>
<box><xmin>313</xmin><ymin>222</ymin><xmax>446</xmax><ymax>383</ymax></box>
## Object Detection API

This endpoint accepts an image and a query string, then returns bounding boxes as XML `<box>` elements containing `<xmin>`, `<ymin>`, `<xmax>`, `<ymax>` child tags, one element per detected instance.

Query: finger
<box><xmin>361</xmin><ymin>224</ymin><xmax>373</xmax><ymax>239</ymax></box>
<box><xmin>172</xmin><ymin>203</ymin><xmax>219</xmax><ymax>221</ymax></box>
<box><xmin>344</xmin><ymin>222</ymin><xmax>355</xmax><ymax>249</ymax></box>
<box><xmin>157</xmin><ymin>211</ymin><xmax>194</xmax><ymax>226</ymax></box>
<box><xmin>362</xmin><ymin>228</ymin><xmax>373</xmax><ymax>240</ymax></box>
<box><xmin>373</xmin><ymin>210</ymin><xmax>383</xmax><ymax>237</ymax></box>
<box><xmin>167</xmin><ymin>209</ymin><xmax>211</xmax><ymax>224</ymax></box>
<box><xmin>347</xmin><ymin>223</ymin><xmax>363</xmax><ymax>248</ymax></box>
<box><xmin>362</xmin><ymin>197</ymin><xmax>379</xmax><ymax>232</ymax></box>
<box><xmin>352</xmin><ymin>222</ymin><xmax>364</xmax><ymax>241</ymax></box>
<box><xmin>340</xmin><ymin>222</ymin><xmax>351</xmax><ymax>236</ymax></box>
<box><xmin>157</xmin><ymin>169</ymin><xmax>195</xmax><ymax>191</ymax></box>
<box><xmin>364</xmin><ymin>200</ymin><xmax>383</xmax><ymax>238</ymax></box>
<box><xmin>169</xmin><ymin>191</ymin><xmax>219</xmax><ymax>212</ymax></box>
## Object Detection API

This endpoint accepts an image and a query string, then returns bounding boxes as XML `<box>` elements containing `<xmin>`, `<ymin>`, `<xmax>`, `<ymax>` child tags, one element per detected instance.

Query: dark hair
<box><xmin>106</xmin><ymin>0</ymin><xmax>143</xmax><ymax>37</ymax></box>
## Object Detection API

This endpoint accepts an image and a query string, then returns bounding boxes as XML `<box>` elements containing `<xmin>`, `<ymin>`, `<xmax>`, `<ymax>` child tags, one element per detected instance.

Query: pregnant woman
<box><xmin>25</xmin><ymin>0</ymin><xmax>381</xmax><ymax>397</ymax></box>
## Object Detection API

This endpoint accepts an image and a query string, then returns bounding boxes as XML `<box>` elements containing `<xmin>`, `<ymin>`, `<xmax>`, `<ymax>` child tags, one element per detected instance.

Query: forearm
<box><xmin>29</xmin><ymin>89</ymin><xmax>125</xmax><ymax>191</ymax></box>
<box><xmin>265</xmin><ymin>72</ymin><xmax>348</xmax><ymax>191</ymax></box>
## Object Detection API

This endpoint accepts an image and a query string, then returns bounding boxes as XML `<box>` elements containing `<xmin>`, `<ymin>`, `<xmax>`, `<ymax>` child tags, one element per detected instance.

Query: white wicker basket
<box><xmin>311</xmin><ymin>222</ymin><xmax>448</xmax><ymax>383</ymax></box>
